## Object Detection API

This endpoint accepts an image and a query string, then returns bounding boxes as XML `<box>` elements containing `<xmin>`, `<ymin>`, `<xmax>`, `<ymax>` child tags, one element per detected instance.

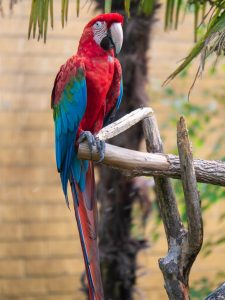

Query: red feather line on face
<box><xmin>85</xmin><ymin>13</ymin><xmax>124</xmax><ymax>29</ymax></box>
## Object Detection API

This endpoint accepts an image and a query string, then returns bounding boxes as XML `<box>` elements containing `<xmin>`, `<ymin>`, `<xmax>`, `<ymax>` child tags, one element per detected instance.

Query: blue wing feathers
<box><xmin>116</xmin><ymin>78</ymin><xmax>123</xmax><ymax>110</ymax></box>
<box><xmin>53</xmin><ymin>65</ymin><xmax>122</xmax><ymax>206</ymax></box>
<box><xmin>53</xmin><ymin>68</ymin><xmax>87</xmax><ymax>204</ymax></box>
<box><xmin>103</xmin><ymin>77</ymin><xmax>123</xmax><ymax>126</ymax></box>
<box><xmin>72</xmin><ymin>156</ymin><xmax>81</xmax><ymax>183</ymax></box>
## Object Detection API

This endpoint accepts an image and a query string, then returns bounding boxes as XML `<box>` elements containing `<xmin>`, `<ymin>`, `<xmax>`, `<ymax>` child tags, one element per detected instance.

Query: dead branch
<box><xmin>143</xmin><ymin>115</ymin><xmax>189</xmax><ymax>299</ymax></box>
<box><xmin>77</xmin><ymin>108</ymin><xmax>222</xmax><ymax>299</ymax></box>
<box><xmin>142</xmin><ymin>115</ymin><xmax>203</xmax><ymax>299</ymax></box>
<box><xmin>205</xmin><ymin>283</ymin><xmax>225</xmax><ymax>300</ymax></box>
<box><xmin>177</xmin><ymin>117</ymin><xmax>203</xmax><ymax>261</ymax></box>
<box><xmin>78</xmin><ymin>143</ymin><xmax>225</xmax><ymax>187</ymax></box>
<box><xmin>78</xmin><ymin>107</ymin><xmax>225</xmax><ymax>186</ymax></box>
<box><xmin>142</xmin><ymin>115</ymin><xmax>183</xmax><ymax>243</ymax></box>
<box><xmin>96</xmin><ymin>107</ymin><xmax>153</xmax><ymax>141</ymax></box>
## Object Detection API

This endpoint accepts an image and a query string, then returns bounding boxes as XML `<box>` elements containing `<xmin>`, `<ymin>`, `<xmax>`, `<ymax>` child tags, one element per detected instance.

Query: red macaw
<box><xmin>51</xmin><ymin>13</ymin><xmax>124</xmax><ymax>300</ymax></box>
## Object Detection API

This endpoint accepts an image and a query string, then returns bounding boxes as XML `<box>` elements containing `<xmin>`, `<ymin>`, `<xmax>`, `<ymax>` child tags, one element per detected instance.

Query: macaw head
<box><xmin>78</xmin><ymin>13</ymin><xmax>124</xmax><ymax>56</ymax></box>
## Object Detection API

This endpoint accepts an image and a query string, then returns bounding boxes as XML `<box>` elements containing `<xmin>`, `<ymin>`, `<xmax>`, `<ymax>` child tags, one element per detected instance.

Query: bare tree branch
<box><xmin>177</xmin><ymin>116</ymin><xmax>203</xmax><ymax>263</ymax></box>
<box><xmin>143</xmin><ymin>115</ymin><xmax>188</xmax><ymax>299</ymax></box>
<box><xmin>142</xmin><ymin>115</ymin><xmax>183</xmax><ymax>243</ymax></box>
<box><xmin>141</xmin><ymin>115</ymin><xmax>203</xmax><ymax>299</ymax></box>
<box><xmin>77</xmin><ymin>109</ymin><xmax>221</xmax><ymax>299</ymax></box>
<box><xmin>97</xmin><ymin>107</ymin><xmax>153</xmax><ymax>141</ymax></box>
<box><xmin>206</xmin><ymin>283</ymin><xmax>225</xmax><ymax>300</ymax></box>
<box><xmin>78</xmin><ymin>142</ymin><xmax>225</xmax><ymax>187</ymax></box>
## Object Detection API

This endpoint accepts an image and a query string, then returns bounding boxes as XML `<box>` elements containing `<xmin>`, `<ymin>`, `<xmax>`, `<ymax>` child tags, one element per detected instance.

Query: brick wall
<box><xmin>0</xmin><ymin>1</ymin><xmax>94</xmax><ymax>299</ymax></box>
<box><xmin>0</xmin><ymin>1</ymin><xmax>224</xmax><ymax>299</ymax></box>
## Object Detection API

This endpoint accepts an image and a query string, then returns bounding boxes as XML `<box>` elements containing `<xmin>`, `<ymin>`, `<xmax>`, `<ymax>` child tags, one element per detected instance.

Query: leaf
<box><xmin>50</xmin><ymin>0</ymin><xmax>53</xmax><ymax>28</ymax></box>
<box><xmin>141</xmin><ymin>0</ymin><xmax>154</xmax><ymax>15</ymax></box>
<box><xmin>61</xmin><ymin>0</ymin><xmax>65</xmax><ymax>28</ymax></box>
<box><xmin>104</xmin><ymin>0</ymin><xmax>112</xmax><ymax>13</ymax></box>
<box><xmin>32</xmin><ymin>0</ymin><xmax>38</xmax><ymax>38</ymax></box>
<box><xmin>163</xmin><ymin>36</ymin><xmax>205</xmax><ymax>85</ymax></box>
<box><xmin>169</xmin><ymin>0</ymin><xmax>175</xmax><ymax>26</ymax></box>
<box><xmin>164</xmin><ymin>8</ymin><xmax>225</xmax><ymax>92</ymax></box>
<box><xmin>65</xmin><ymin>0</ymin><xmax>69</xmax><ymax>23</ymax></box>
<box><xmin>28</xmin><ymin>0</ymin><xmax>35</xmax><ymax>39</ymax></box>
<box><xmin>44</xmin><ymin>0</ymin><xmax>49</xmax><ymax>43</ymax></box>
<box><xmin>165</xmin><ymin>0</ymin><xmax>171</xmax><ymax>30</ymax></box>
<box><xmin>194</xmin><ymin>2</ymin><xmax>200</xmax><ymax>42</ymax></box>
<box><xmin>125</xmin><ymin>0</ymin><xmax>131</xmax><ymax>17</ymax></box>
<box><xmin>76</xmin><ymin>0</ymin><xmax>80</xmax><ymax>17</ymax></box>
<box><xmin>175</xmin><ymin>0</ymin><xmax>182</xmax><ymax>29</ymax></box>
<box><xmin>38</xmin><ymin>0</ymin><xmax>44</xmax><ymax>38</ymax></box>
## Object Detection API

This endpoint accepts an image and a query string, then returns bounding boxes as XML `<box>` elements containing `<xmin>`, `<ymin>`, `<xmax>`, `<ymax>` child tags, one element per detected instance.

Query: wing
<box><xmin>103</xmin><ymin>59</ymin><xmax>123</xmax><ymax>126</ymax></box>
<box><xmin>51</xmin><ymin>57</ymin><xmax>87</xmax><ymax>205</ymax></box>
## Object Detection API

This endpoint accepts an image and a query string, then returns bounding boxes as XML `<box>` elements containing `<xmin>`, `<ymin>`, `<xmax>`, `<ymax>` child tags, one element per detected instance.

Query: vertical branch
<box><xmin>177</xmin><ymin>116</ymin><xmax>203</xmax><ymax>280</ymax></box>
<box><xmin>143</xmin><ymin>115</ymin><xmax>188</xmax><ymax>300</ymax></box>
<box><xmin>143</xmin><ymin>115</ymin><xmax>184</xmax><ymax>243</ymax></box>
<box><xmin>143</xmin><ymin>114</ymin><xmax>203</xmax><ymax>300</ymax></box>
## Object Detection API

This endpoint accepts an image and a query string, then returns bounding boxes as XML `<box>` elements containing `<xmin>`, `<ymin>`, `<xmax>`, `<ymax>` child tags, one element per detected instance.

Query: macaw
<box><xmin>51</xmin><ymin>13</ymin><xmax>124</xmax><ymax>300</ymax></box>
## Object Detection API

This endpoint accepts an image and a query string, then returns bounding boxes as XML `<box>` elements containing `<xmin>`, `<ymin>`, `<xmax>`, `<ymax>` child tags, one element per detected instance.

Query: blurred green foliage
<box><xmin>154</xmin><ymin>79</ymin><xmax>225</xmax><ymax>298</ymax></box>
<box><xmin>190</xmin><ymin>271</ymin><xmax>225</xmax><ymax>299</ymax></box>
<box><xmin>163</xmin><ymin>81</ymin><xmax>225</xmax><ymax>218</ymax></box>
<box><xmin>190</xmin><ymin>277</ymin><xmax>214</xmax><ymax>299</ymax></box>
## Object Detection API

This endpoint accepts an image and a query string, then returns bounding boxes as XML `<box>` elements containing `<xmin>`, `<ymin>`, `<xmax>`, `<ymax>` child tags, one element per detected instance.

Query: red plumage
<box><xmin>51</xmin><ymin>13</ymin><xmax>123</xmax><ymax>300</ymax></box>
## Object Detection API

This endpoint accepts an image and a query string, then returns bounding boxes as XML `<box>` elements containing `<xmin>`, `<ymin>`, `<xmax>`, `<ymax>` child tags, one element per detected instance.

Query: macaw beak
<box><xmin>109</xmin><ymin>22</ymin><xmax>123</xmax><ymax>55</ymax></box>
<box><xmin>100</xmin><ymin>22</ymin><xmax>123</xmax><ymax>55</ymax></box>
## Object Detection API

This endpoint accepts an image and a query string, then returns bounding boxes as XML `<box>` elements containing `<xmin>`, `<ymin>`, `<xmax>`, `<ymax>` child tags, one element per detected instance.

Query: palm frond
<box><xmin>27</xmin><ymin>0</ymin><xmax>156</xmax><ymax>41</ymax></box>
<box><xmin>28</xmin><ymin>0</ymin><xmax>53</xmax><ymax>42</ymax></box>
<box><xmin>104</xmin><ymin>0</ymin><xmax>112</xmax><ymax>13</ymax></box>
<box><xmin>164</xmin><ymin>7</ymin><xmax>225</xmax><ymax>93</ymax></box>
<box><xmin>0</xmin><ymin>0</ymin><xmax>3</xmax><ymax>16</ymax></box>
<box><xmin>125</xmin><ymin>0</ymin><xmax>131</xmax><ymax>17</ymax></box>
<box><xmin>138</xmin><ymin>0</ymin><xmax>154</xmax><ymax>15</ymax></box>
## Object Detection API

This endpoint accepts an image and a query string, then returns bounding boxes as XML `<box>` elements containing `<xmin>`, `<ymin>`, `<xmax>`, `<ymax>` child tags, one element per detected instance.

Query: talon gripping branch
<box><xmin>51</xmin><ymin>13</ymin><xmax>124</xmax><ymax>300</ymax></box>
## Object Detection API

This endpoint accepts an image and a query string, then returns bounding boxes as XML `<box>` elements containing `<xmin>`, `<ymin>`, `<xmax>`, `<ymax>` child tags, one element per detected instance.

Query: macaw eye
<box><xmin>93</xmin><ymin>21</ymin><xmax>103</xmax><ymax>29</ymax></box>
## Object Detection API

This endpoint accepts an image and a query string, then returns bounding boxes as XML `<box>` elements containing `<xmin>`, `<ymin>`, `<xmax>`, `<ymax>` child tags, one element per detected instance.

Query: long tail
<box><xmin>70</xmin><ymin>161</ymin><xmax>104</xmax><ymax>300</ymax></box>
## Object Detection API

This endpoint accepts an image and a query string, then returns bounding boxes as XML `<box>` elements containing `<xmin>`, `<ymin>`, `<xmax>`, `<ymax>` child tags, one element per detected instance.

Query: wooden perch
<box><xmin>77</xmin><ymin>107</ymin><xmax>221</xmax><ymax>299</ymax></box>
<box><xmin>96</xmin><ymin>107</ymin><xmax>153</xmax><ymax>140</ymax></box>
<box><xmin>78</xmin><ymin>143</ymin><xmax>225</xmax><ymax>187</ymax></box>
<box><xmin>78</xmin><ymin>107</ymin><xmax>225</xmax><ymax>186</ymax></box>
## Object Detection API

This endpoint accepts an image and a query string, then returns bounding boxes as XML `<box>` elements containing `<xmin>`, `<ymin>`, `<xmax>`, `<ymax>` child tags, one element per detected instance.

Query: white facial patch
<box><xmin>92</xmin><ymin>21</ymin><xmax>107</xmax><ymax>46</ymax></box>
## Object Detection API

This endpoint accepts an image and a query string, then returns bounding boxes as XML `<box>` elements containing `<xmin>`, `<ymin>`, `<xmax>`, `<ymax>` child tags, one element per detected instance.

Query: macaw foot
<box><xmin>95</xmin><ymin>137</ymin><xmax>105</xmax><ymax>163</ymax></box>
<box><xmin>78</xmin><ymin>131</ymin><xmax>105</xmax><ymax>163</ymax></box>
<box><xmin>78</xmin><ymin>131</ymin><xmax>96</xmax><ymax>152</ymax></box>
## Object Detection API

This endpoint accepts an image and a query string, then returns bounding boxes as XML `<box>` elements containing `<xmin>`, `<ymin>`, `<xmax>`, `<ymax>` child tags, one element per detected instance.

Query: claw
<box><xmin>78</xmin><ymin>131</ymin><xmax>105</xmax><ymax>162</ymax></box>
<box><xmin>95</xmin><ymin>137</ymin><xmax>105</xmax><ymax>163</ymax></box>
<box><xmin>78</xmin><ymin>131</ymin><xmax>96</xmax><ymax>153</ymax></box>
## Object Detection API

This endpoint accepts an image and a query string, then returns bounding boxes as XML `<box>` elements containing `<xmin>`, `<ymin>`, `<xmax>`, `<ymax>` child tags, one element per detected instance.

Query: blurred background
<box><xmin>0</xmin><ymin>0</ymin><xmax>224</xmax><ymax>299</ymax></box>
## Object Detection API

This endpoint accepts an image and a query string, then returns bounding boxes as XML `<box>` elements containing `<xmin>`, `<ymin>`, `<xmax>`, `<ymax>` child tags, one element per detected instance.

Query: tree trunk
<box><xmin>94</xmin><ymin>1</ymin><xmax>158</xmax><ymax>299</ymax></box>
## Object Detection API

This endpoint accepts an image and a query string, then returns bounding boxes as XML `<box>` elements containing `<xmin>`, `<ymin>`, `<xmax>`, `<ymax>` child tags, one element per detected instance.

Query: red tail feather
<box><xmin>70</xmin><ymin>162</ymin><xmax>104</xmax><ymax>300</ymax></box>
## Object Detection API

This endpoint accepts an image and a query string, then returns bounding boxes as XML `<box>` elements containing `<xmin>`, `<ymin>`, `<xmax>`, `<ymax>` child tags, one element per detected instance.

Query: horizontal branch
<box><xmin>78</xmin><ymin>142</ymin><xmax>225</xmax><ymax>186</ymax></box>
<box><xmin>96</xmin><ymin>107</ymin><xmax>153</xmax><ymax>141</ymax></box>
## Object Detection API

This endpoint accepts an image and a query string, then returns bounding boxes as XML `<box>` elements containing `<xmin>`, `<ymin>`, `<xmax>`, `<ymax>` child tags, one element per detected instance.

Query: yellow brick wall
<box><xmin>0</xmin><ymin>1</ymin><xmax>94</xmax><ymax>299</ymax></box>
<box><xmin>0</xmin><ymin>1</ymin><xmax>224</xmax><ymax>300</ymax></box>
